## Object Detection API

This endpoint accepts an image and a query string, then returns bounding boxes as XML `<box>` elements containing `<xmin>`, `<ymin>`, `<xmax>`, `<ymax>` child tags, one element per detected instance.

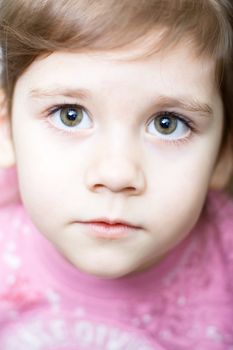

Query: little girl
<box><xmin>0</xmin><ymin>0</ymin><xmax>233</xmax><ymax>349</ymax></box>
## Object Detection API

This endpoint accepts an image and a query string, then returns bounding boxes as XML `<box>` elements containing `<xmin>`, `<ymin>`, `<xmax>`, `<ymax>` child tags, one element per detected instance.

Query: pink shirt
<box><xmin>0</xmin><ymin>190</ymin><xmax>232</xmax><ymax>349</ymax></box>
<box><xmin>0</xmin><ymin>168</ymin><xmax>19</xmax><ymax>207</ymax></box>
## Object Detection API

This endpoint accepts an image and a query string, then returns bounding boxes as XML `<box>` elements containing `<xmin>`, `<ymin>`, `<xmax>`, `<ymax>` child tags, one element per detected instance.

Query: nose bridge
<box><xmin>95</xmin><ymin>120</ymin><xmax>136</xmax><ymax>159</ymax></box>
<box><xmin>106</xmin><ymin>124</ymin><xmax>133</xmax><ymax>155</ymax></box>
<box><xmin>86</xmin><ymin>129</ymin><xmax>145</xmax><ymax>194</ymax></box>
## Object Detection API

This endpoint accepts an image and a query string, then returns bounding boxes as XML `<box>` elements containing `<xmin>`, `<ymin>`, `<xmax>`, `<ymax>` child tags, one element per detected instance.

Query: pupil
<box><xmin>160</xmin><ymin>117</ymin><xmax>171</xmax><ymax>129</ymax></box>
<box><xmin>67</xmin><ymin>109</ymin><xmax>77</xmax><ymax>121</ymax></box>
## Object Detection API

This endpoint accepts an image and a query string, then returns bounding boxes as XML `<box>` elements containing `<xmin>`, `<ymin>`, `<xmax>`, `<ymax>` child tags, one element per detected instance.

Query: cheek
<box><xmin>12</xmin><ymin>133</ymin><xmax>63</xmax><ymax>211</ymax></box>
<box><xmin>148</xmin><ymin>146</ymin><xmax>215</xmax><ymax>191</ymax></box>
<box><xmin>145</xmin><ymin>142</ymin><xmax>219</xmax><ymax>232</ymax></box>
<box><xmin>14</xmin><ymin>135</ymin><xmax>90</xmax><ymax>232</ymax></box>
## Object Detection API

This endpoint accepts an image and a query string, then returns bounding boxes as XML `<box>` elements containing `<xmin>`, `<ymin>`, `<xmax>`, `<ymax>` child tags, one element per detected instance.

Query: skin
<box><xmin>7</xmin><ymin>42</ymin><xmax>225</xmax><ymax>278</ymax></box>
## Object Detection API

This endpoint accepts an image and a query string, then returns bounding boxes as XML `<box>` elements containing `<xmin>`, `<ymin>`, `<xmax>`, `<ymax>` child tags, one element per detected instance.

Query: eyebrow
<box><xmin>29</xmin><ymin>87</ymin><xmax>213</xmax><ymax>118</ymax></box>
<box><xmin>155</xmin><ymin>95</ymin><xmax>213</xmax><ymax>118</ymax></box>
<box><xmin>29</xmin><ymin>87</ymin><xmax>90</xmax><ymax>100</ymax></box>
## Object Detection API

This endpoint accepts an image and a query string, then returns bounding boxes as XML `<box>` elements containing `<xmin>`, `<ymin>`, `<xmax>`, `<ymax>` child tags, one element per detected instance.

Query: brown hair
<box><xmin>0</xmin><ymin>0</ymin><xmax>233</xmax><ymax>188</ymax></box>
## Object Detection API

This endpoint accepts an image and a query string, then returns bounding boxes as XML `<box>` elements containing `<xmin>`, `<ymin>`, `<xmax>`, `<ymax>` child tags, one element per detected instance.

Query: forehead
<box><xmin>16</xmin><ymin>41</ymin><xmax>218</xmax><ymax>110</ymax></box>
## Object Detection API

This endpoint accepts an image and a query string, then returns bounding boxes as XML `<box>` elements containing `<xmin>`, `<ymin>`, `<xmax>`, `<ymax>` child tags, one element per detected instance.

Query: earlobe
<box><xmin>0</xmin><ymin>91</ymin><xmax>15</xmax><ymax>168</ymax></box>
<box><xmin>209</xmin><ymin>144</ymin><xmax>233</xmax><ymax>190</ymax></box>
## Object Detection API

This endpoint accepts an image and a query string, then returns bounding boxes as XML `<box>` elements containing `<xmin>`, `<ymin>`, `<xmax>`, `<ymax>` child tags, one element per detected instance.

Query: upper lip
<box><xmin>78</xmin><ymin>218</ymin><xmax>142</xmax><ymax>229</ymax></box>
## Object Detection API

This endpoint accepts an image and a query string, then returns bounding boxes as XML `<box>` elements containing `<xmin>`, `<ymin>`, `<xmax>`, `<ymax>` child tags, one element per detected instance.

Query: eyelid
<box><xmin>47</xmin><ymin>103</ymin><xmax>87</xmax><ymax>116</ymax></box>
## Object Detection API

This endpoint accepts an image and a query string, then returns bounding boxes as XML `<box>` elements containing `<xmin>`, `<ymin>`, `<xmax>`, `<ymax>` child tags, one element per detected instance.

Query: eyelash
<box><xmin>47</xmin><ymin>103</ymin><xmax>85</xmax><ymax>118</ymax></box>
<box><xmin>45</xmin><ymin>103</ymin><xmax>199</xmax><ymax>143</ymax></box>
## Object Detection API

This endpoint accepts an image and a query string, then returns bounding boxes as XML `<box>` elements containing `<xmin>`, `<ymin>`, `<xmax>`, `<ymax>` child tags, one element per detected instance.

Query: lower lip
<box><xmin>78</xmin><ymin>222</ymin><xmax>139</xmax><ymax>240</ymax></box>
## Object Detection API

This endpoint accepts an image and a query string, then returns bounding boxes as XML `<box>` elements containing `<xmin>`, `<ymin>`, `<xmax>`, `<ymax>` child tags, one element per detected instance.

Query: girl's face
<box><xmin>10</xmin><ymin>43</ymin><xmax>223</xmax><ymax>277</ymax></box>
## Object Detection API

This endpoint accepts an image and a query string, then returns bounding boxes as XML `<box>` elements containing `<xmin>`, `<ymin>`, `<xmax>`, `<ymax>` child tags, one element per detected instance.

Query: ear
<box><xmin>209</xmin><ymin>143</ymin><xmax>233</xmax><ymax>190</ymax></box>
<box><xmin>0</xmin><ymin>90</ymin><xmax>16</xmax><ymax>168</ymax></box>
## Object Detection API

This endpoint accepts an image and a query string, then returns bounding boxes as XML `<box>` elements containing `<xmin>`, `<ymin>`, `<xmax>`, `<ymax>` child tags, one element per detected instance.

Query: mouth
<box><xmin>76</xmin><ymin>218</ymin><xmax>142</xmax><ymax>240</ymax></box>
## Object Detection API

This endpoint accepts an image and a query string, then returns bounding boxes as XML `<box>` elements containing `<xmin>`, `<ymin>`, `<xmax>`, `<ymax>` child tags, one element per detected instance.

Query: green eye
<box><xmin>60</xmin><ymin>107</ymin><xmax>83</xmax><ymax>127</ymax></box>
<box><xmin>154</xmin><ymin>115</ymin><xmax>177</xmax><ymax>135</ymax></box>
<box><xmin>49</xmin><ymin>104</ymin><xmax>92</xmax><ymax>132</ymax></box>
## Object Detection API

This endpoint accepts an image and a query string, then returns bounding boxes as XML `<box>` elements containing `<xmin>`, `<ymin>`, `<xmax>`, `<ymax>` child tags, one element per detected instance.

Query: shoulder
<box><xmin>0</xmin><ymin>202</ymin><xmax>27</xmax><ymax>249</ymax></box>
<box><xmin>205</xmin><ymin>190</ymin><xmax>233</xmax><ymax>274</ymax></box>
<box><xmin>206</xmin><ymin>189</ymin><xmax>233</xmax><ymax>215</ymax></box>
<box><xmin>0</xmin><ymin>203</ymin><xmax>27</xmax><ymax>292</ymax></box>
<box><xmin>205</xmin><ymin>190</ymin><xmax>233</xmax><ymax>236</ymax></box>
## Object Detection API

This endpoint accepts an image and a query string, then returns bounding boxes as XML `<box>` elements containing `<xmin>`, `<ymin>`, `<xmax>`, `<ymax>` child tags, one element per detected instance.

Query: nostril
<box><xmin>92</xmin><ymin>184</ymin><xmax>104</xmax><ymax>192</ymax></box>
<box><xmin>123</xmin><ymin>186</ymin><xmax>137</xmax><ymax>193</ymax></box>
<box><xmin>92</xmin><ymin>184</ymin><xmax>137</xmax><ymax>194</ymax></box>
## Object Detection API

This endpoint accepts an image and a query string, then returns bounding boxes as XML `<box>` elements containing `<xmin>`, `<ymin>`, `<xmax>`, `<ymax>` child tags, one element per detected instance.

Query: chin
<box><xmin>73</xmin><ymin>258</ymin><xmax>136</xmax><ymax>279</ymax></box>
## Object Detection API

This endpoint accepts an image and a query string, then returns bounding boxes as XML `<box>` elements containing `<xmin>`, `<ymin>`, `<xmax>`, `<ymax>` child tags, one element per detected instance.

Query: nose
<box><xmin>85</xmin><ymin>151</ymin><xmax>146</xmax><ymax>195</ymax></box>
